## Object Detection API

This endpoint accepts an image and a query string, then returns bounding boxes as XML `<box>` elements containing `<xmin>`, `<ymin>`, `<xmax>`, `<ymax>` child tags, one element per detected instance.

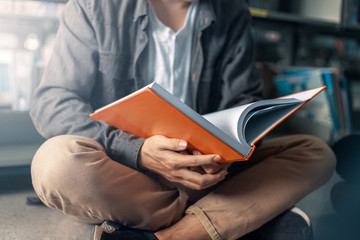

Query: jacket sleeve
<box><xmin>217</xmin><ymin>1</ymin><xmax>263</xmax><ymax>110</ymax></box>
<box><xmin>30</xmin><ymin>0</ymin><xmax>144</xmax><ymax>171</ymax></box>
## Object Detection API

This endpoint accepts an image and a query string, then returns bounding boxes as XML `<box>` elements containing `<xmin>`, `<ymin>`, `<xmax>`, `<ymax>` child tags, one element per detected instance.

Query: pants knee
<box><xmin>296</xmin><ymin>134</ymin><xmax>336</xmax><ymax>185</ymax></box>
<box><xmin>31</xmin><ymin>135</ymin><xmax>106</xmax><ymax>223</ymax></box>
<box><xmin>31</xmin><ymin>135</ymin><xmax>187</xmax><ymax>228</ymax></box>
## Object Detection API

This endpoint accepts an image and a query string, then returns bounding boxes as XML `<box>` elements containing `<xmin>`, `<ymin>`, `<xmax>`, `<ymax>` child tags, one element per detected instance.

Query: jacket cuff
<box><xmin>109</xmin><ymin>134</ymin><xmax>146</xmax><ymax>172</ymax></box>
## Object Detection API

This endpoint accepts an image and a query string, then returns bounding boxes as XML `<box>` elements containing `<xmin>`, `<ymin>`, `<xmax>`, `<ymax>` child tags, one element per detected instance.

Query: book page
<box><xmin>203</xmin><ymin>98</ymin><xmax>308</xmax><ymax>147</ymax></box>
<box><xmin>279</xmin><ymin>87</ymin><xmax>324</xmax><ymax>101</ymax></box>
<box><xmin>242</xmin><ymin>103</ymin><xmax>302</xmax><ymax>145</ymax></box>
<box><xmin>203</xmin><ymin>103</ymin><xmax>252</xmax><ymax>142</ymax></box>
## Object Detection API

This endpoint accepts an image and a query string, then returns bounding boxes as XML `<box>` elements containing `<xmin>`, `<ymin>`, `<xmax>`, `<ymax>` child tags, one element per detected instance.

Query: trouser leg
<box><xmin>32</xmin><ymin>134</ymin><xmax>336</xmax><ymax>239</ymax></box>
<box><xmin>186</xmin><ymin>134</ymin><xmax>336</xmax><ymax>240</ymax></box>
<box><xmin>31</xmin><ymin>135</ymin><xmax>188</xmax><ymax>230</ymax></box>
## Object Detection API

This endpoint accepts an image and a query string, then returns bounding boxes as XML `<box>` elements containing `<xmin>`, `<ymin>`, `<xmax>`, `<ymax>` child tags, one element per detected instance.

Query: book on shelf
<box><xmin>344</xmin><ymin>69</ymin><xmax>360</xmax><ymax>131</ymax></box>
<box><xmin>321</xmin><ymin>69</ymin><xmax>353</xmax><ymax>135</ymax></box>
<box><xmin>345</xmin><ymin>0</ymin><xmax>360</xmax><ymax>25</ymax></box>
<box><xmin>90</xmin><ymin>82</ymin><xmax>325</xmax><ymax>163</ymax></box>
<box><xmin>299</xmin><ymin>0</ymin><xmax>342</xmax><ymax>24</ymax></box>
<box><xmin>338</xmin><ymin>76</ymin><xmax>353</xmax><ymax>134</ymax></box>
<box><xmin>274</xmin><ymin>67</ymin><xmax>352</xmax><ymax>142</ymax></box>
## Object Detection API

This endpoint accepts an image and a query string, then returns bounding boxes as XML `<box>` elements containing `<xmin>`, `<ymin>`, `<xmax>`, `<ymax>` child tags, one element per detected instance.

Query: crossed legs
<box><xmin>31</xmin><ymin>134</ymin><xmax>335</xmax><ymax>240</ymax></box>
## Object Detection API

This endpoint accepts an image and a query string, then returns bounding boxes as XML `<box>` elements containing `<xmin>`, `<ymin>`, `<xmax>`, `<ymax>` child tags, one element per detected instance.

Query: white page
<box><xmin>203</xmin><ymin>103</ymin><xmax>252</xmax><ymax>142</ymax></box>
<box><xmin>279</xmin><ymin>87</ymin><xmax>324</xmax><ymax>101</ymax></box>
<box><xmin>202</xmin><ymin>87</ymin><xmax>324</xmax><ymax>144</ymax></box>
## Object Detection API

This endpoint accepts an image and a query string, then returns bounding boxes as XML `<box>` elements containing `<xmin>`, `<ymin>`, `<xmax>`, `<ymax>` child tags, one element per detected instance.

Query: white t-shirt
<box><xmin>142</xmin><ymin>2</ymin><xmax>199</xmax><ymax>106</ymax></box>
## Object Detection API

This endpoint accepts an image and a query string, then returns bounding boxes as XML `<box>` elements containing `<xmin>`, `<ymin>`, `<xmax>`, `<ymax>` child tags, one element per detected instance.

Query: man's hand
<box><xmin>139</xmin><ymin>135</ymin><xmax>229</xmax><ymax>190</ymax></box>
<box><xmin>190</xmin><ymin>150</ymin><xmax>232</xmax><ymax>175</ymax></box>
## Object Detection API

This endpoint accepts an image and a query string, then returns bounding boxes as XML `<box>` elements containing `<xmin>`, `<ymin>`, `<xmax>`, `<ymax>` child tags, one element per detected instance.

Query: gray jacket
<box><xmin>30</xmin><ymin>0</ymin><xmax>263</xmax><ymax>170</ymax></box>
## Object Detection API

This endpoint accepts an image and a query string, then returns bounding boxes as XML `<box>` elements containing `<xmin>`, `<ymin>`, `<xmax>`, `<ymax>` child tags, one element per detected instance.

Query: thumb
<box><xmin>150</xmin><ymin>135</ymin><xmax>188</xmax><ymax>151</ymax></box>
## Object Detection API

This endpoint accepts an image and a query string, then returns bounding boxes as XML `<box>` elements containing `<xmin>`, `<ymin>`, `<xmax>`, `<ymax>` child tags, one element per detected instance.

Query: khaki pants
<box><xmin>31</xmin><ymin>134</ymin><xmax>335</xmax><ymax>240</ymax></box>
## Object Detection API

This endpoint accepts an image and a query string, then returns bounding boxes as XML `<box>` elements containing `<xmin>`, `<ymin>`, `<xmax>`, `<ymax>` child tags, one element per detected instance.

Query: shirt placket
<box><xmin>168</xmin><ymin>30</ymin><xmax>176</xmax><ymax>94</ymax></box>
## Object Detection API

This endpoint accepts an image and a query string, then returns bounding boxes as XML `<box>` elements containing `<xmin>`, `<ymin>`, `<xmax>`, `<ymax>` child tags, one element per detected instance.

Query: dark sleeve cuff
<box><xmin>108</xmin><ymin>132</ymin><xmax>146</xmax><ymax>172</ymax></box>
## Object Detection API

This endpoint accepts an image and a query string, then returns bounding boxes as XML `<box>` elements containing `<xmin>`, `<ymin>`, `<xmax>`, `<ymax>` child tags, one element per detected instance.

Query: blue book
<box><xmin>321</xmin><ymin>70</ymin><xmax>342</xmax><ymax>135</ymax></box>
<box><xmin>339</xmin><ymin>76</ymin><xmax>353</xmax><ymax>134</ymax></box>
<box><xmin>274</xmin><ymin>68</ymin><xmax>341</xmax><ymax>139</ymax></box>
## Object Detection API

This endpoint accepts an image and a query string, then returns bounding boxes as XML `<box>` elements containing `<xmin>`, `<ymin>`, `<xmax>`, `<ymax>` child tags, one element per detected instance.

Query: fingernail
<box><xmin>213</xmin><ymin>155</ymin><xmax>222</xmax><ymax>162</ymax></box>
<box><xmin>179</xmin><ymin>141</ymin><xmax>187</xmax><ymax>148</ymax></box>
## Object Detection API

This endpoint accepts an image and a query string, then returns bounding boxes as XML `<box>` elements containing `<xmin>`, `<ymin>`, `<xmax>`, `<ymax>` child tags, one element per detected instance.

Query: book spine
<box><xmin>321</xmin><ymin>71</ymin><xmax>342</xmax><ymax>138</ymax></box>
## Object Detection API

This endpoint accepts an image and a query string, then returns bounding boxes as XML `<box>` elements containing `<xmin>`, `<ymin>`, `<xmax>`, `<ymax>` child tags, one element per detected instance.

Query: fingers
<box><xmin>139</xmin><ymin>135</ymin><xmax>228</xmax><ymax>190</ymax></box>
<box><xmin>165</xmin><ymin>150</ymin><xmax>228</xmax><ymax>190</ymax></box>
<box><xmin>192</xmin><ymin>150</ymin><xmax>226</xmax><ymax>174</ymax></box>
<box><xmin>172</xmin><ymin>153</ymin><xmax>221</xmax><ymax>168</ymax></box>
<box><xmin>147</xmin><ymin>135</ymin><xmax>221</xmax><ymax>168</ymax></box>
<box><xmin>172</xmin><ymin>168</ymin><xmax>228</xmax><ymax>190</ymax></box>
<box><xmin>152</xmin><ymin>135</ymin><xmax>188</xmax><ymax>151</ymax></box>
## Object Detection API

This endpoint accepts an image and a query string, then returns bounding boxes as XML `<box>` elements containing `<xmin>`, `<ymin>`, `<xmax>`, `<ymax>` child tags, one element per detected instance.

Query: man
<box><xmin>30</xmin><ymin>0</ymin><xmax>336</xmax><ymax>239</ymax></box>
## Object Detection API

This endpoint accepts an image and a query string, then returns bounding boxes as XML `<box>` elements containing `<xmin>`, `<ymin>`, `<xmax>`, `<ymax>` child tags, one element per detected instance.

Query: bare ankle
<box><xmin>155</xmin><ymin>214</ymin><xmax>211</xmax><ymax>240</ymax></box>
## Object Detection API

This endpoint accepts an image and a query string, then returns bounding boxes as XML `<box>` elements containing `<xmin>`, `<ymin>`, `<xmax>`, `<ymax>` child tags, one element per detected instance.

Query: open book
<box><xmin>90</xmin><ymin>82</ymin><xmax>326</xmax><ymax>163</ymax></box>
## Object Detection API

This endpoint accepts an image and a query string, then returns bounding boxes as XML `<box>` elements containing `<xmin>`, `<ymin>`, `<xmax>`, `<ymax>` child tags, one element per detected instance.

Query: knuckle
<box><xmin>166</xmin><ymin>161</ymin><xmax>177</xmax><ymax>169</ymax></box>
<box><xmin>153</xmin><ymin>138</ymin><xmax>163</xmax><ymax>147</ymax></box>
<box><xmin>169</xmin><ymin>169</ymin><xmax>178</xmax><ymax>177</ymax></box>
<box><xmin>197</xmin><ymin>178</ymin><xmax>205</xmax><ymax>184</ymax></box>
<box><xmin>190</xmin><ymin>157</ymin><xmax>201</xmax><ymax>166</ymax></box>
<box><xmin>208</xmin><ymin>169</ymin><xmax>216</xmax><ymax>174</ymax></box>
<box><xmin>183</xmin><ymin>182</ymin><xmax>194</xmax><ymax>190</ymax></box>
<box><xmin>195</xmin><ymin>155</ymin><xmax>210</xmax><ymax>165</ymax></box>
<box><xmin>197</xmin><ymin>179</ymin><xmax>206</xmax><ymax>188</ymax></box>
<box><xmin>172</xmin><ymin>139</ymin><xmax>179</xmax><ymax>149</ymax></box>
<box><xmin>168</xmin><ymin>176</ymin><xmax>176</xmax><ymax>182</ymax></box>
<box><xmin>151</xmin><ymin>135</ymin><xmax>165</xmax><ymax>146</ymax></box>
<box><xmin>166</xmin><ymin>172</ymin><xmax>178</xmax><ymax>181</ymax></box>
<box><xmin>194</xmin><ymin>185</ymin><xmax>203</xmax><ymax>191</ymax></box>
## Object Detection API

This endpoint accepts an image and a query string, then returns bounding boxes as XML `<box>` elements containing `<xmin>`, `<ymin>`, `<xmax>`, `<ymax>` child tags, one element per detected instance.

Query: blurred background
<box><xmin>1</xmin><ymin>0</ymin><xmax>360</xmax><ymax>239</ymax></box>
<box><xmin>0</xmin><ymin>0</ymin><xmax>63</xmax><ymax>171</ymax></box>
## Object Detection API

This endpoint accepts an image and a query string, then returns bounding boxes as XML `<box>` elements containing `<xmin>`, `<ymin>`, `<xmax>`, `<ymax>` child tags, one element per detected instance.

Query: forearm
<box><xmin>30</xmin><ymin>88</ymin><xmax>145</xmax><ymax>170</ymax></box>
<box><xmin>29</xmin><ymin>0</ymin><xmax>145</xmax><ymax>171</ymax></box>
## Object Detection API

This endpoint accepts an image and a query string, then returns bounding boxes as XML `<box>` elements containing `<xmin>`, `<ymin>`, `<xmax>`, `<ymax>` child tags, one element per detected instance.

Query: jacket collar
<box><xmin>133</xmin><ymin>0</ymin><xmax>216</xmax><ymax>25</ymax></box>
<box><xmin>133</xmin><ymin>0</ymin><xmax>148</xmax><ymax>22</ymax></box>
<box><xmin>198</xmin><ymin>0</ymin><xmax>216</xmax><ymax>29</ymax></box>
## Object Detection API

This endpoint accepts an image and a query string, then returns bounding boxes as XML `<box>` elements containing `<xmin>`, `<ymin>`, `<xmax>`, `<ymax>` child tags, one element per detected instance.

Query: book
<box><xmin>90</xmin><ymin>82</ymin><xmax>325</xmax><ymax>163</ymax></box>
<box><xmin>321</xmin><ymin>69</ymin><xmax>342</xmax><ymax>135</ymax></box>
<box><xmin>338</xmin><ymin>76</ymin><xmax>353</xmax><ymax>134</ymax></box>
<box><xmin>299</xmin><ymin>0</ymin><xmax>342</xmax><ymax>23</ymax></box>
<box><xmin>274</xmin><ymin>67</ymin><xmax>351</xmax><ymax>142</ymax></box>
<box><xmin>344</xmin><ymin>69</ymin><xmax>360</xmax><ymax>132</ymax></box>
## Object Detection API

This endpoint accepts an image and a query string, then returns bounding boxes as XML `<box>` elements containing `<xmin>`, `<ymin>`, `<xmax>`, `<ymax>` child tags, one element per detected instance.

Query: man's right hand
<box><xmin>139</xmin><ymin>135</ymin><xmax>228</xmax><ymax>190</ymax></box>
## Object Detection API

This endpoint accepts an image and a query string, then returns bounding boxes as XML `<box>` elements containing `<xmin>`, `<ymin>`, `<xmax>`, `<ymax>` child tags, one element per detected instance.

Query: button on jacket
<box><xmin>30</xmin><ymin>0</ymin><xmax>263</xmax><ymax>170</ymax></box>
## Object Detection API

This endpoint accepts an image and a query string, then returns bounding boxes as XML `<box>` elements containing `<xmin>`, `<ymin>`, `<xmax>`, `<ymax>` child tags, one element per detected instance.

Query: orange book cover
<box><xmin>90</xmin><ymin>82</ymin><xmax>326</xmax><ymax>163</ymax></box>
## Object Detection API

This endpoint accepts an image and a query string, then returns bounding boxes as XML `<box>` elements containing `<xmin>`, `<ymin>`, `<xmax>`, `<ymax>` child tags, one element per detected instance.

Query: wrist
<box><xmin>137</xmin><ymin>140</ymin><xmax>151</xmax><ymax>172</ymax></box>
<box><xmin>135</xmin><ymin>139</ymin><xmax>150</xmax><ymax>172</ymax></box>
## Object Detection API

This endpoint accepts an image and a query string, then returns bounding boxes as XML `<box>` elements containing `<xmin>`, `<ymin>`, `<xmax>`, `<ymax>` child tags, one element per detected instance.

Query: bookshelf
<box><xmin>249</xmin><ymin>0</ymin><xmax>360</xmax><ymax>63</ymax></box>
<box><xmin>248</xmin><ymin>0</ymin><xmax>360</xmax><ymax>138</ymax></box>
<box><xmin>250</xmin><ymin>7</ymin><xmax>341</xmax><ymax>30</ymax></box>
